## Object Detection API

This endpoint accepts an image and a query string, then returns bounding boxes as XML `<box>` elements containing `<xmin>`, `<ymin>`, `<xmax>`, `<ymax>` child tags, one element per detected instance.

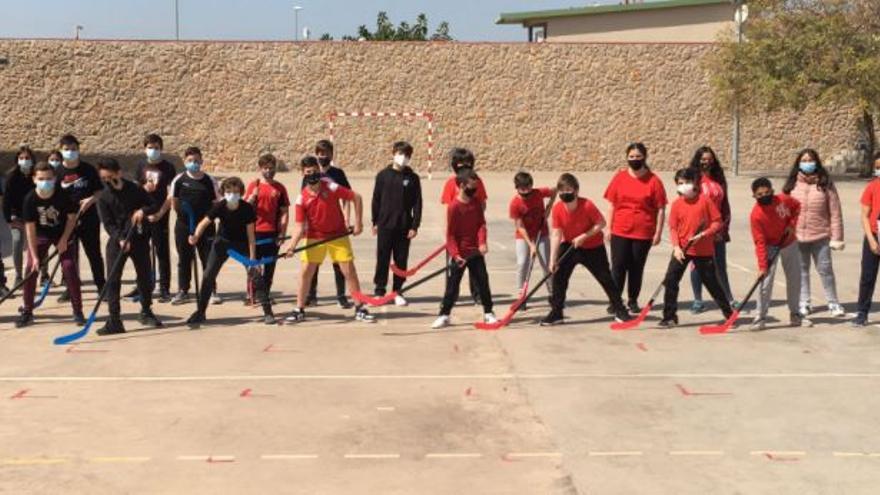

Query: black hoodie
<box><xmin>371</xmin><ymin>164</ymin><xmax>422</xmax><ymax>231</ymax></box>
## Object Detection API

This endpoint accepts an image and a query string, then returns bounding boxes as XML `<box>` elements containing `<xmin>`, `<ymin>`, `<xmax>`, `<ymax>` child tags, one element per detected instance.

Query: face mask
<box><xmin>463</xmin><ymin>187</ymin><xmax>477</xmax><ymax>198</ymax></box>
<box><xmin>49</xmin><ymin>159</ymin><xmax>62</xmax><ymax>168</ymax></box>
<box><xmin>518</xmin><ymin>190</ymin><xmax>533</xmax><ymax>198</ymax></box>
<box><xmin>677</xmin><ymin>183</ymin><xmax>696</xmax><ymax>197</ymax></box>
<box><xmin>305</xmin><ymin>172</ymin><xmax>322</xmax><ymax>185</ymax></box>
<box><xmin>145</xmin><ymin>148</ymin><xmax>162</xmax><ymax>162</ymax></box>
<box><xmin>261</xmin><ymin>169</ymin><xmax>276</xmax><ymax>181</ymax></box>
<box><xmin>317</xmin><ymin>157</ymin><xmax>332</xmax><ymax>168</ymax></box>
<box><xmin>103</xmin><ymin>177</ymin><xmax>122</xmax><ymax>189</ymax></box>
<box><xmin>627</xmin><ymin>158</ymin><xmax>645</xmax><ymax>171</ymax></box>
<box><xmin>36</xmin><ymin>179</ymin><xmax>55</xmax><ymax>193</ymax></box>
<box><xmin>61</xmin><ymin>149</ymin><xmax>79</xmax><ymax>162</ymax></box>
<box><xmin>874</xmin><ymin>168</ymin><xmax>880</xmax><ymax>178</ymax></box>
<box><xmin>393</xmin><ymin>154</ymin><xmax>409</xmax><ymax>167</ymax></box>
<box><xmin>184</xmin><ymin>161</ymin><xmax>201</xmax><ymax>173</ymax></box>
<box><xmin>224</xmin><ymin>192</ymin><xmax>241</xmax><ymax>206</ymax></box>
<box><xmin>559</xmin><ymin>192</ymin><xmax>576</xmax><ymax>203</ymax></box>
<box><xmin>454</xmin><ymin>164</ymin><xmax>473</xmax><ymax>173</ymax></box>
<box><xmin>18</xmin><ymin>159</ymin><xmax>33</xmax><ymax>172</ymax></box>
<box><xmin>757</xmin><ymin>195</ymin><xmax>773</xmax><ymax>206</ymax></box>
<box><xmin>799</xmin><ymin>161</ymin><xmax>817</xmax><ymax>174</ymax></box>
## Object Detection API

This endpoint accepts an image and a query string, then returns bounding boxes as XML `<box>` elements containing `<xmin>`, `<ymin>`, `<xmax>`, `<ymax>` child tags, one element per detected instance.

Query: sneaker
<box><xmin>210</xmin><ymin>292</ymin><xmax>223</xmax><ymax>305</ymax></box>
<box><xmin>829</xmin><ymin>303</ymin><xmax>846</xmax><ymax>318</ymax></box>
<box><xmin>614</xmin><ymin>309</ymin><xmax>632</xmax><ymax>323</ymax></box>
<box><xmin>484</xmin><ymin>313</ymin><xmax>498</xmax><ymax>324</ymax></box>
<box><xmin>186</xmin><ymin>311</ymin><xmax>206</xmax><ymax>328</ymax></box>
<box><xmin>606</xmin><ymin>304</ymin><xmax>615</xmax><ymax>315</ymax></box>
<box><xmin>96</xmin><ymin>319</ymin><xmax>126</xmax><ymax>336</ymax></box>
<box><xmin>799</xmin><ymin>303</ymin><xmax>812</xmax><ymax>316</ymax></box>
<box><xmin>790</xmin><ymin>313</ymin><xmax>813</xmax><ymax>328</ymax></box>
<box><xmin>263</xmin><ymin>312</ymin><xmax>276</xmax><ymax>325</ymax></box>
<box><xmin>355</xmin><ymin>306</ymin><xmax>376</xmax><ymax>323</ymax></box>
<box><xmin>337</xmin><ymin>296</ymin><xmax>353</xmax><ymax>309</ymax></box>
<box><xmin>749</xmin><ymin>317</ymin><xmax>767</xmax><ymax>331</ymax></box>
<box><xmin>627</xmin><ymin>300</ymin><xmax>640</xmax><ymax>314</ymax></box>
<box><xmin>431</xmin><ymin>315</ymin><xmax>450</xmax><ymax>329</ymax></box>
<box><xmin>285</xmin><ymin>308</ymin><xmax>306</xmax><ymax>323</ymax></box>
<box><xmin>138</xmin><ymin>309</ymin><xmax>163</xmax><ymax>328</ymax></box>
<box><xmin>124</xmin><ymin>287</ymin><xmax>139</xmax><ymax>301</ymax></box>
<box><xmin>0</xmin><ymin>285</ymin><xmax>10</xmax><ymax>298</ymax></box>
<box><xmin>851</xmin><ymin>313</ymin><xmax>868</xmax><ymax>327</ymax></box>
<box><xmin>472</xmin><ymin>295</ymin><xmax>482</xmax><ymax>307</ymax></box>
<box><xmin>519</xmin><ymin>302</ymin><xmax>529</xmax><ymax>312</ymax></box>
<box><xmin>657</xmin><ymin>316</ymin><xmax>678</xmax><ymax>329</ymax></box>
<box><xmin>73</xmin><ymin>310</ymin><xmax>86</xmax><ymax>325</ymax></box>
<box><xmin>540</xmin><ymin>311</ymin><xmax>564</xmax><ymax>326</ymax></box>
<box><xmin>305</xmin><ymin>296</ymin><xmax>318</xmax><ymax>307</ymax></box>
<box><xmin>394</xmin><ymin>294</ymin><xmax>408</xmax><ymax>307</ymax></box>
<box><xmin>15</xmin><ymin>311</ymin><xmax>34</xmax><ymax>328</ymax></box>
<box><xmin>690</xmin><ymin>300</ymin><xmax>705</xmax><ymax>314</ymax></box>
<box><xmin>170</xmin><ymin>291</ymin><xmax>190</xmax><ymax>305</ymax></box>
<box><xmin>57</xmin><ymin>289</ymin><xmax>70</xmax><ymax>303</ymax></box>
<box><xmin>157</xmin><ymin>290</ymin><xmax>172</xmax><ymax>303</ymax></box>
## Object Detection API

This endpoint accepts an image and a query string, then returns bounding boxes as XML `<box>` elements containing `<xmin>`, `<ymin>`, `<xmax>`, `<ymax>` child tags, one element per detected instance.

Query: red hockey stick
<box><xmin>352</xmin><ymin>256</ymin><xmax>462</xmax><ymax>307</ymax></box>
<box><xmin>389</xmin><ymin>244</ymin><xmax>445</xmax><ymax>278</ymax></box>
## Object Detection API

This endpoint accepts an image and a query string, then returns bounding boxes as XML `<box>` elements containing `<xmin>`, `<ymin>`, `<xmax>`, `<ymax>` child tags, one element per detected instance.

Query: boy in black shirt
<box><xmin>17</xmin><ymin>162</ymin><xmax>82</xmax><ymax>328</ymax></box>
<box><xmin>95</xmin><ymin>159</ymin><xmax>163</xmax><ymax>335</ymax></box>
<box><xmin>58</xmin><ymin>134</ymin><xmax>106</xmax><ymax>298</ymax></box>
<box><xmin>185</xmin><ymin>177</ymin><xmax>273</xmax><ymax>327</ymax></box>
<box><xmin>371</xmin><ymin>141</ymin><xmax>422</xmax><ymax>304</ymax></box>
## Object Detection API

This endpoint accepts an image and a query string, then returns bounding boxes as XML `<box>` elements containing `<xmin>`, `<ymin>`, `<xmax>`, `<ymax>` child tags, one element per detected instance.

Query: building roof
<box><xmin>496</xmin><ymin>0</ymin><xmax>732</xmax><ymax>25</ymax></box>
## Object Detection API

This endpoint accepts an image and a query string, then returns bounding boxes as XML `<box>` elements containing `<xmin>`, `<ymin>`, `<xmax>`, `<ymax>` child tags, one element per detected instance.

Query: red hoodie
<box><xmin>750</xmin><ymin>193</ymin><xmax>800</xmax><ymax>271</ymax></box>
<box><xmin>668</xmin><ymin>194</ymin><xmax>721</xmax><ymax>257</ymax></box>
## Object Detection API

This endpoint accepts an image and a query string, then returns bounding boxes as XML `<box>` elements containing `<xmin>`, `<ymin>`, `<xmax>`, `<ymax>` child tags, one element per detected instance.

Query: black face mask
<box><xmin>628</xmin><ymin>159</ymin><xmax>645</xmax><ymax>171</ymax></box>
<box><xmin>261</xmin><ymin>170</ymin><xmax>276</xmax><ymax>181</ymax></box>
<box><xmin>463</xmin><ymin>187</ymin><xmax>477</xmax><ymax>198</ymax></box>
<box><xmin>518</xmin><ymin>190</ymin><xmax>533</xmax><ymax>198</ymax></box>
<box><xmin>305</xmin><ymin>172</ymin><xmax>322</xmax><ymax>185</ymax></box>
<box><xmin>559</xmin><ymin>192</ymin><xmax>576</xmax><ymax>203</ymax></box>
<box><xmin>757</xmin><ymin>195</ymin><xmax>773</xmax><ymax>206</ymax></box>
<box><xmin>454</xmin><ymin>164</ymin><xmax>473</xmax><ymax>173</ymax></box>
<box><xmin>317</xmin><ymin>157</ymin><xmax>332</xmax><ymax>168</ymax></box>
<box><xmin>103</xmin><ymin>178</ymin><xmax>121</xmax><ymax>189</ymax></box>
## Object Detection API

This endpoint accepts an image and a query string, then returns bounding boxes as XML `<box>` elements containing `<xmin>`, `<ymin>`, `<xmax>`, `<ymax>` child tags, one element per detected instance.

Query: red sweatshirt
<box><xmin>446</xmin><ymin>197</ymin><xmax>487</xmax><ymax>259</ymax></box>
<box><xmin>668</xmin><ymin>194</ymin><xmax>721</xmax><ymax>257</ymax></box>
<box><xmin>750</xmin><ymin>193</ymin><xmax>800</xmax><ymax>271</ymax></box>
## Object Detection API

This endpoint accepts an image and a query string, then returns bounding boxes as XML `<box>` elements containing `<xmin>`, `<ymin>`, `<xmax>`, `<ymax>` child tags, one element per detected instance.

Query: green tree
<box><xmin>706</xmin><ymin>0</ymin><xmax>880</xmax><ymax>175</ymax></box>
<box><xmin>346</xmin><ymin>12</ymin><xmax>453</xmax><ymax>41</ymax></box>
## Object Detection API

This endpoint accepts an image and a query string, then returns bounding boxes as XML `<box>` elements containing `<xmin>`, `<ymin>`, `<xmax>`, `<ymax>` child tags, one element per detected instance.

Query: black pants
<box><xmin>197</xmin><ymin>238</ymin><xmax>270</xmax><ymax>315</ymax></box>
<box><xmin>550</xmin><ymin>243</ymin><xmax>624</xmax><ymax>315</ymax></box>
<box><xmin>374</xmin><ymin>227</ymin><xmax>411</xmax><ymax>293</ymax></box>
<box><xmin>309</xmin><ymin>263</ymin><xmax>346</xmax><ymax>300</ymax></box>
<box><xmin>610</xmin><ymin>234</ymin><xmax>652</xmax><ymax>304</ymax></box>
<box><xmin>174</xmin><ymin>220</ymin><xmax>214</xmax><ymax>293</ymax></box>
<box><xmin>147</xmin><ymin>215</ymin><xmax>171</xmax><ymax>293</ymax></box>
<box><xmin>105</xmin><ymin>233</ymin><xmax>152</xmax><ymax>319</ymax></box>
<box><xmin>445</xmin><ymin>252</ymin><xmax>482</xmax><ymax>303</ymax></box>
<box><xmin>857</xmin><ymin>235</ymin><xmax>880</xmax><ymax>315</ymax></box>
<box><xmin>75</xmin><ymin>212</ymin><xmax>106</xmax><ymax>290</ymax></box>
<box><xmin>662</xmin><ymin>255</ymin><xmax>732</xmax><ymax>320</ymax></box>
<box><xmin>255</xmin><ymin>232</ymin><xmax>281</xmax><ymax>293</ymax></box>
<box><xmin>440</xmin><ymin>255</ymin><xmax>493</xmax><ymax>315</ymax></box>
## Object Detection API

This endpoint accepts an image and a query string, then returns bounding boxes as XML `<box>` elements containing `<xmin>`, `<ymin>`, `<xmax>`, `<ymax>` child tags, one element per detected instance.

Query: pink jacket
<box><xmin>788</xmin><ymin>173</ymin><xmax>843</xmax><ymax>243</ymax></box>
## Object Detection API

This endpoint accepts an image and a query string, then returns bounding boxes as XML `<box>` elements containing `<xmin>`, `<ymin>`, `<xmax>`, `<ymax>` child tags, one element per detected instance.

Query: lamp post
<box><xmin>174</xmin><ymin>0</ymin><xmax>180</xmax><ymax>40</ymax></box>
<box><xmin>294</xmin><ymin>6</ymin><xmax>303</xmax><ymax>41</ymax></box>
<box><xmin>74</xmin><ymin>25</ymin><xmax>83</xmax><ymax>40</ymax></box>
<box><xmin>732</xmin><ymin>1</ymin><xmax>748</xmax><ymax>176</ymax></box>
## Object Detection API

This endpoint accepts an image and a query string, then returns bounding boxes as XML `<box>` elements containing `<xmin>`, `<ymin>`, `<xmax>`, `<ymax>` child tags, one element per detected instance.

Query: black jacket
<box><xmin>371</xmin><ymin>164</ymin><xmax>422</xmax><ymax>231</ymax></box>
<box><xmin>2</xmin><ymin>169</ymin><xmax>34</xmax><ymax>223</ymax></box>
<box><xmin>96</xmin><ymin>179</ymin><xmax>160</xmax><ymax>241</ymax></box>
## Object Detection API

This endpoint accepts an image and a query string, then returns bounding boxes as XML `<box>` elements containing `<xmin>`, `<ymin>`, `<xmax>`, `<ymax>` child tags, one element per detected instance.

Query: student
<box><xmin>94</xmin><ymin>159</ymin><xmax>163</xmax><ymax>335</ymax></box>
<box><xmin>57</xmin><ymin>134</ymin><xmax>105</xmax><ymax>300</ymax></box>
<box><xmin>285</xmin><ymin>156</ymin><xmax>374</xmax><ymax>323</ymax></box>
<box><xmin>750</xmin><ymin>177</ymin><xmax>808</xmax><ymax>329</ymax></box>
<box><xmin>657</xmin><ymin>168</ymin><xmax>733</xmax><ymax>329</ymax></box>
<box><xmin>604</xmin><ymin>142</ymin><xmax>667</xmax><ymax>313</ymax></box>
<box><xmin>432</xmin><ymin>167</ymin><xmax>496</xmax><ymax>328</ymax></box>
<box><xmin>853</xmin><ymin>153</ymin><xmax>880</xmax><ymax>327</ymax></box>
<box><xmin>371</xmin><ymin>141</ymin><xmax>422</xmax><ymax>305</ymax></box>
<box><xmin>542</xmin><ymin>173</ymin><xmax>630</xmax><ymax>326</ymax></box>
<box><xmin>688</xmin><ymin>146</ymin><xmax>734</xmax><ymax>313</ymax></box>
<box><xmin>302</xmin><ymin>139</ymin><xmax>351</xmax><ymax>308</ymax></box>
<box><xmin>3</xmin><ymin>146</ymin><xmax>36</xmax><ymax>288</ymax></box>
<box><xmin>509</xmin><ymin>171</ymin><xmax>555</xmax><ymax>309</ymax></box>
<box><xmin>156</xmin><ymin>147</ymin><xmax>221</xmax><ymax>305</ymax></box>
<box><xmin>244</xmin><ymin>153</ymin><xmax>289</xmax><ymax>297</ymax></box>
<box><xmin>129</xmin><ymin>133</ymin><xmax>177</xmax><ymax>303</ymax></box>
<box><xmin>17</xmin><ymin>162</ymin><xmax>82</xmax><ymax>328</ymax></box>
<box><xmin>186</xmin><ymin>177</ymin><xmax>275</xmax><ymax>326</ymax></box>
<box><xmin>782</xmin><ymin>149</ymin><xmax>845</xmax><ymax>318</ymax></box>
<box><xmin>47</xmin><ymin>150</ymin><xmax>63</xmax><ymax>174</ymax></box>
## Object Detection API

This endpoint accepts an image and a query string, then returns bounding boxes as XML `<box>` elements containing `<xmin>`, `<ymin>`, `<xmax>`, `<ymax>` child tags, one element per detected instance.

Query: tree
<box><xmin>705</xmin><ymin>0</ymin><xmax>880</xmax><ymax>175</ymax></box>
<box><xmin>345</xmin><ymin>12</ymin><xmax>453</xmax><ymax>41</ymax></box>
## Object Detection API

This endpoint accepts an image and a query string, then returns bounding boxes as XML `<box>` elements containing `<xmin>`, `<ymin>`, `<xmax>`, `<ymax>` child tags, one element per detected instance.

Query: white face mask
<box><xmin>224</xmin><ymin>192</ymin><xmax>241</xmax><ymax>206</ymax></box>
<box><xmin>677</xmin><ymin>183</ymin><xmax>696</xmax><ymax>197</ymax></box>
<box><xmin>18</xmin><ymin>159</ymin><xmax>33</xmax><ymax>171</ymax></box>
<box><xmin>145</xmin><ymin>148</ymin><xmax>161</xmax><ymax>162</ymax></box>
<box><xmin>874</xmin><ymin>168</ymin><xmax>880</xmax><ymax>178</ymax></box>
<box><xmin>48</xmin><ymin>159</ymin><xmax>62</xmax><ymax>168</ymax></box>
<box><xmin>393</xmin><ymin>154</ymin><xmax>409</xmax><ymax>167</ymax></box>
<box><xmin>61</xmin><ymin>149</ymin><xmax>79</xmax><ymax>162</ymax></box>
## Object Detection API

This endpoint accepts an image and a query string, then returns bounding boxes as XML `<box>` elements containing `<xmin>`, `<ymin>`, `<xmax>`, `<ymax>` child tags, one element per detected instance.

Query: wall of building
<box><xmin>0</xmin><ymin>40</ymin><xmax>856</xmax><ymax>175</ymax></box>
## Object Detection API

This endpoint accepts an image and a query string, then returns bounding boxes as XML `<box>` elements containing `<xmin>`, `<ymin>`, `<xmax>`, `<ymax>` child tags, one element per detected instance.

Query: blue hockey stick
<box><xmin>180</xmin><ymin>200</ymin><xmax>201</xmax><ymax>299</ymax></box>
<box><xmin>255</xmin><ymin>235</ymin><xmax>291</xmax><ymax>247</ymax></box>
<box><xmin>226</xmin><ymin>248</ymin><xmax>277</xmax><ymax>268</ymax></box>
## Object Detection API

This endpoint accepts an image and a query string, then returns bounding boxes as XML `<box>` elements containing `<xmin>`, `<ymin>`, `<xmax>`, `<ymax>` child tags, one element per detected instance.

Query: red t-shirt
<box><xmin>668</xmin><ymin>194</ymin><xmax>722</xmax><ymax>257</ymax></box>
<box><xmin>440</xmin><ymin>175</ymin><xmax>488</xmax><ymax>205</ymax></box>
<box><xmin>294</xmin><ymin>178</ymin><xmax>355</xmax><ymax>240</ymax></box>
<box><xmin>551</xmin><ymin>198</ymin><xmax>604</xmax><ymax>249</ymax></box>
<box><xmin>446</xmin><ymin>198</ymin><xmax>487</xmax><ymax>259</ymax></box>
<box><xmin>750</xmin><ymin>194</ymin><xmax>801</xmax><ymax>271</ymax></box>
<box><xmin>245</xmin><ymin>179</ymin><xmax>290</xmax><ymax>233</ymax></box>
<box><xmin>699</xmin><ymin>175</ymin><xmax>725</xmax><ymax>211</ymax></box>
<box><xmin>508</xmin><ymin>187</ymin><xmax>552</xmax><ymax>240</ymax></box>
<box><xmin>861</xmin><ymin>179</ymin><xmax>880</xmax><ymax>234</ymax></box>
<box><xmin>603</xmin><ymin>170</ymin><xmax>667</xmax><ymax>240</ymax></box>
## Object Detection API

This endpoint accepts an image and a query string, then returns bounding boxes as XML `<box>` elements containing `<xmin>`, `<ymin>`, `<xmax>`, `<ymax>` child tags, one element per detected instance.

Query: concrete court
<box><xmin>1</xmin><ymin>169</ymin><xmax>879</xmax><ymax>495</ymax></box>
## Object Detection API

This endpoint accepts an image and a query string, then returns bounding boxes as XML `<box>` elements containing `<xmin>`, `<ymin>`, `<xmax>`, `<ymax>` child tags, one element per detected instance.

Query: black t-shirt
<box><xmin>170</xmin><ymin>172</ymin><xmax>219</xmax><ymax>228</ymax></box>
<box><xmin>137</xmin><ymin>159</ymin><xmax>178</xmax><ymax>206</ymax></box>
<box><xmin>22</xmin><ymin>189</ymin><xmax>75</xmax><ymax>241</ymax></box>
<box><xmin>207</xmin><ymin>200</ymin><xmax>256</xmax><ymax>243</ymax></box>
<box><xmin>58</xmin><ymin>162</ymin><xmax>101</xmax><ymax>218</ymax></box>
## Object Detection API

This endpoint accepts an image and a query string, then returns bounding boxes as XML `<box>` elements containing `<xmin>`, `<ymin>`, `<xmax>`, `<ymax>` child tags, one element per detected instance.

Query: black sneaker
<box><xmin>124</xmin><ymin>287</ymin><xmax>140</xmax><ymax>301</ymax></box>
<box><xmin>15</xmin><ymin>311</ymin><xmax>34</xmax><ymax>328</ymax></box>
<box><xmin>73</xmin><ymin>310</ymin><xmax>86</xmax><ymax>325</ymax></box>
<box><xmin>851</xmin><ymin>313</ymin><xmax>869</xmax><ymax>328</ymax></box>
<box><xmin>138</xmin><ymin>309</ymin><xmax>163</xmax><ymax>328</ymax></box>
<box><xmin>355</xmin><ymin>306</ymin><xmax>376</xmax><ymax>323</ymax></box>
<box><xmin>606</xmin><ymin>304</ymin><xmax>615</xmax><ymax>315</ymax></box>
<box><xmin>540</xmin><ymin>311</ymin><xmax>564</xmax><ymax>326</ymax></box>
<box><xmin>186</xmin><ymin>311</ymin><xmax>206</xmax><ymax>328</ymax></box>
<box><xmin>157</xmin><ymin>289</ymin><xmax>172</xmax><ymax>303</ymax></box>
<box><xmin>627</xmin><ymin>300</ymin><xmax>640</xmax><ymax>314</ymax></box>
<box><xmin>0</xmin><ymin>285</ymin><xmax>10</xmax><ymax>299</ymax></box>
<box><xmin>96</xmin><ymin>319</ymin><xmax>126</xmax><ymax>336</ymax></box>
<box><xmin>263</xmin><ymin>312</ymin><xmax>276</xmax><ymax>325</ymax></box>
<box><xmin>614</xmin><ymin>309</ymin><xmax>632</xmax><ymax>323</ymax></box>
<box><xmin>170</xmin><ymin>291</ymin><xmax>190</xmax><ymax>306</ymax></box>
<box><xmin>657</xmin><ymin>317</ymin><xmax>678</xmax><ymax>329</ymax></box>
<box><xmin>305</xmin><ymin>296</ymin><xmax>318</xmax><ymax>307</ymax></box>
<box><xmin>337</xmin><ymin>296</ymin><xmax>353</xmax><ymax>309</ymax></box>
<box><xmin>57</xmin><ymin>289</ymin><xmax>70</xmax><ymax>303</ymax></box>
<box><xmin>285</xmin><ymin>308</ymin><xmax>306</xmax><ymax>323</ymax></box>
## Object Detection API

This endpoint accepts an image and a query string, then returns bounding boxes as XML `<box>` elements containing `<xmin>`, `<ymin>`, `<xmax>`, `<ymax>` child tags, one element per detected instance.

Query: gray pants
<box><xmin>798</xmin><ymin>238</ymin><xmax>839</xmax><ymax>308</ymax></box>
<box><xmin>515</xmin><ymin>237</ymin><xmax>551</xmax><ymax>296</ymax></box>
<box><xmin>10</xmin><ymin>226</ymin><xmax>25</xmax><ymax>282</ymax></box>
<box><xmin>756</xmin><ymin>242</ymin><xmax>802</xmax><ymax>319</ymax></box>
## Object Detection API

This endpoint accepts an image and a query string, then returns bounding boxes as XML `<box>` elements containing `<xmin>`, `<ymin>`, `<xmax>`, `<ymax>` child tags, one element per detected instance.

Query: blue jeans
<box><xmin>690</xmin><ymin>240</ymin><xmax>733</xmax><ymax>302</ymax></box>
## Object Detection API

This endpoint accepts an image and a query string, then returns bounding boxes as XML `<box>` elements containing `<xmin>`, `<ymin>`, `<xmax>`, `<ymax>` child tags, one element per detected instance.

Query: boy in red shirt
<box><xmin>283</xmin><ymin>156</ymin><xmax>374</xmax><ymax>324</ymax></box>
<box><xmin>244</xmin><ymin>153</ymin><xmax>289</xmax><ymax>301</ymax></box>
<box><xmin>509</xmin><ymin>172</ymin><xmax>555</xmax><ymax>309</ymax></box>
<box><xmin>658</xmin><ymin>168</ymin><xmax>732</xmax><ymax>328</ymax></box>
<box><xmin>432</xmin><ymin>168</ymin><xmax>496</xmax><ymax>328</ymax></box>
<box><xmin>542</xmin><ymin>173</ymin><xmax>630</xmax><ymax>326</ymax></box>
<box><xmin>854</xmin><ymin>152</ymin><xmax>880</xmax><ymax>326</ymax></box>
<box><xmin>749</xmin><ymin>177</ymin><xmax>807</xmax><ymax>329</ymax></box>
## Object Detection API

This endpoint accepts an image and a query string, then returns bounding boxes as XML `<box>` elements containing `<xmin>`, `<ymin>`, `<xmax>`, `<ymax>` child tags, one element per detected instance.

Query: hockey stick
<box><xmin>0</xmin><ymin>250</ymin><xmax>60</xmax><ymax>306</ymax></box>
<box><xmin>389</xmin><ymin>243</ymin><xmax>445</xmax><ymax>278</ymax></box>
<box><xmin>352</xmin><ymin>254</ymin><xmax>476</xmax><ymax>307</ymax></box>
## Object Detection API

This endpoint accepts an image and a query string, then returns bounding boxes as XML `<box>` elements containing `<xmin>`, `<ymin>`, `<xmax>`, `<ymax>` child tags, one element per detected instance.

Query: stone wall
<box><xmin>0</xmin><ymin>39</ymin><xmax>858</xmax><ymax>175</ymax></box>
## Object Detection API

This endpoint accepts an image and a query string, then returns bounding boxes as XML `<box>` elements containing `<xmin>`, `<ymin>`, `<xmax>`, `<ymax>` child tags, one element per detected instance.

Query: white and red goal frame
<box><xmin>326</xmin><ymin>111</ymin><xmax>435</xmax><ymax>179</ymax></box>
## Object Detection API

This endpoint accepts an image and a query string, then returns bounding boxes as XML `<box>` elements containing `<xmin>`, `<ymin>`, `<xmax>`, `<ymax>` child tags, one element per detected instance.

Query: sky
<box><xmin>0</xmin><ymin>0</ymin><xmax>620</xmax><ymax>42</ymax></box>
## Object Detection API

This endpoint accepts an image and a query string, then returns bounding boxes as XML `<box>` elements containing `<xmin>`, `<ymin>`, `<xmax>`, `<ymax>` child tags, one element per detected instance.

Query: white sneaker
<box><xmin>829</xmin><ymin>303</ymin><xmax>846</xmax><ymax>318</ymax></box>
<box><xmin>431</xmin><ymin>315</ymin><xmax>450</xmax><ymax>329</ymax></box>
<box><xmin>749</xmin><ymin>317</ymin><xmax>766</xmax><ymax>331</ymax></box>
<box><xmin>483</xmin><ymin>313</ymin><xmax>498</xmax><ymax>324</ymax></box>
<box><xmin>211</xmin><ymin>292</ymin><xmax>223</xmax><ymax>305</ymax></box>
<box><xmin>799</xmin><ymin>303</ymin><xmax>812</xmax><ymax>316</ymax></box>
<box><xmin>394</xmin><ymin>294</ymin><xmax>408</xmax><ymax>307</ymax></box>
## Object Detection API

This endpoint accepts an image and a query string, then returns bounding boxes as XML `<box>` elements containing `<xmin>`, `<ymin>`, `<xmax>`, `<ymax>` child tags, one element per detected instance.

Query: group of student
<box><xmin>3</xmin><ymin>133</ymin><xmax>880</xmax><ymax>335</ymax></box>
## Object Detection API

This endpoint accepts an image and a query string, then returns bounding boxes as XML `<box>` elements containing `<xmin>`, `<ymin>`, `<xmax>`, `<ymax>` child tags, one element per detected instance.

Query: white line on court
<box><xmin>0</xmin><ymin>458</ymin><xmax>69</xmax><ymax>465</ymax></box>
<box><xmin>425</xmin><ymin>453</ymin><xmax>483</xmax><ymax>459</ymax></box>
<box><xmin>343</xmin><ymin>453</ymin><xmax>401</xmax><ymax>459</ymax></box>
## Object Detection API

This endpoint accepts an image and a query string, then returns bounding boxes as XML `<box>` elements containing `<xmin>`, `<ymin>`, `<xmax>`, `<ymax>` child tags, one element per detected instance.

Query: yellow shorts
<box><xmin>300</xmin><ymin>237</ymin><xmax>354</xmax><ymax>264</ymax></box>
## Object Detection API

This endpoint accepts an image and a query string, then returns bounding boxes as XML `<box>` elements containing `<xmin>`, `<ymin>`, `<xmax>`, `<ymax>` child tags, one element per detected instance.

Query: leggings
<box><xmin>610</xmin><ymin>235</ymin><xmax>652</xmax><ymax>304</ymax></box>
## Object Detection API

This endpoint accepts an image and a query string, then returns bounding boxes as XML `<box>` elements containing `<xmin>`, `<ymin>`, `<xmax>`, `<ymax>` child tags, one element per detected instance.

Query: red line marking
<box><xmin>636</xmin><ymin>343</ymin><xmax>648</xmax><ymax>352</ymax></box>
<box><xmin>206</xmin><ymin>456</ymin><xmax>235</xmax><ymax>464</ymax></box>
<box><xmin>675</xmin><ymin>384</ymin><xmax>732</xmax><ymax>397</ymax></box>
<box><xmin>453</xmin><ymin>344</ymin><xmax>460</xmax><ymax>353</ymax></box>
<box><xmin>465</xmin><ymin>387</ymin><xmax>473</xmax><ymax>397</ymax></box>
<box><xmin>9</xmin><ymin>389</ymin><xmax>58</xmax><ymax>399</ymax></box>
<box><xmin>262</xmin><ymin>344</ymin><xmax>297</xmax><ymax>353</ymax></box>
<box><xmin>765</xmin><ymin>453</ymin><xmax>800</xmax><ymax>462</ymax></box>
<box><xmin>239</xmin><ymin>388</ymin><xmax>273</xmax><ymax>398</ymax></box>
<box><xmin>10</xmin><ymin>389</ymin><xmax>28</xmax><ymax>399</ymax></box>
<box><xmin>65</xmin><ymin>344</ymin><xmax>109</xmax><ymax>354</ymax></box>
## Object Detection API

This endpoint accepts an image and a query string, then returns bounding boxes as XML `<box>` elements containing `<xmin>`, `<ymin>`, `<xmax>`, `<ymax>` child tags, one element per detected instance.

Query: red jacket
<box><xmin>446</xmin><ymin>197</ymin><xmax>487</xmax><ymax>259</ymax></box>
<box><xmin>750</xmin><ymin>194</ymin><xmax>800</xmax><ymax>271</ymax></box>
<box><xmin>668</xmin><ymin>194</ymin><xmax>722</xmax><ymax>257</ymax></box>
